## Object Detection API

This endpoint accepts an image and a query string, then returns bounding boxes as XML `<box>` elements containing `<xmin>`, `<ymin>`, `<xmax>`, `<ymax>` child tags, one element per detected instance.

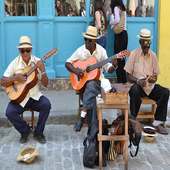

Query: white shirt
<box><xmin>3</xmin><ymin>55</ymin><xmax>43</xmax><ymax>107</ymax></box>
<box><xmin>66</xmin><ymin>44</ymin><xmax>112</xmax><ymax>79</ymax></box>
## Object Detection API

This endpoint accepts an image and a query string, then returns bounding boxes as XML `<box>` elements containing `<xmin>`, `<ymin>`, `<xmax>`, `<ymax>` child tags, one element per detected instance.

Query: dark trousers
<box><xmin>129</xmin><ymin>84</ymin><xmax>169</xmax><ymax>121</ymax></box>
<box><xmin>6</xmin><ymin>96</ymin><xmax>51</xmax><ymax>135</ymax></box>
<box><xmin>114</xmin><ymin>30</ymin><xmax>128</xmax><ymax>83</ymax></box>
<box><xmin>82</xmin><ymin>80</ymin><xmax>101</xmax><ymax>138</ymax></box>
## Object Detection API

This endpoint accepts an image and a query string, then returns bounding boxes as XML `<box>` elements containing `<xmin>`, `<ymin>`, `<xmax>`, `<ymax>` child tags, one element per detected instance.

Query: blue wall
<box><xmin>0</xmin><ymin>0</ymin><xmax>158</xmax><ymax>78</ymax></box>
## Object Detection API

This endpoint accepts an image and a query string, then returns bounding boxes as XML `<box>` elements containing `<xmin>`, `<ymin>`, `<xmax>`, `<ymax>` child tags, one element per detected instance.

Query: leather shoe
<box><xmin>20</xmin><ymin>132</ymin><xmax>30</xmax><ymax>143</ymax></box>
<box><xmin>154</xmin><ymin>124</ymin><xmax>168</xmax><ymax>135</ymax></box>
<box><xmin>33</xmin><ymin>132</ymin><xmax>46</xmax><ymax>144</ymax></box>
<box><xmin>74</xmin><ymin>119</ymin><xmax>83</xmax><ymax>132</ymax></box>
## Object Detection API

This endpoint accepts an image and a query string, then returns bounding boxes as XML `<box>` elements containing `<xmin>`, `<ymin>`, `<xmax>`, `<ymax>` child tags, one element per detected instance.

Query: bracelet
<box><xmin>41</xmin><ymin>71</ymin><xmax>46</xmax><ymax>76</ymax></box>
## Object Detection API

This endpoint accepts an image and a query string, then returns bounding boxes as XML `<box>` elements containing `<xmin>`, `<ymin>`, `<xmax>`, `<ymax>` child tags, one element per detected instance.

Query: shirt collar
<box><xmin>19</xmin><ymin>55</ymin><xmax>34</xmax><ymax>66</ymax></box>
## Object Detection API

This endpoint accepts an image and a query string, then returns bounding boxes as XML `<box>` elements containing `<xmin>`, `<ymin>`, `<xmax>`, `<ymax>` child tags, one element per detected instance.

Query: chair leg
<box><xmin>31</xmin><ymin>110</ymin><xmax>34</xmax><ymax>129</ymax></box>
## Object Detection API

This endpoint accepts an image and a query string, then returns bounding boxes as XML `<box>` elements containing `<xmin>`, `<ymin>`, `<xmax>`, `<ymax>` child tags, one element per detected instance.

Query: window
<box><xmin>5</xmin><ymin>0</ymin><xmax>37</xmax><ymax>16</ymax></box>
<box><xmin>127</xmin><ymin>0</ymin><xmax>155</xmax><ymax>17</ymax></box>
<box><xmin>90</xmin><ymin>0</ymin><xmax>111</xmax><ymax>17</ymax></box>
<box><xmin>55</xmin><ymin>0</ymin><xmax>86</xmax><ymax>16</ymax></box>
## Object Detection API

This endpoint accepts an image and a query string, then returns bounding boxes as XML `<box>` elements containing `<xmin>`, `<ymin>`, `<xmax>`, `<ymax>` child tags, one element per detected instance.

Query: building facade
<box><xmin>1</xmin><ymin>0</ymin><xmax>165</xmax><ymax>85</ymax></box>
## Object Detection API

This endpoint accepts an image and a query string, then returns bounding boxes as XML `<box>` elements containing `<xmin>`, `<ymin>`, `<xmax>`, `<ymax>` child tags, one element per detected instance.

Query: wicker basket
<box><xmin>17</xmin><ymin>146</ymin><xmax>39</xmax><ymax>164</ymax></box>
<box><xmin>103</xmin><ymin>92</ymin><xmax>128</xmax><ymax>105</ymax></box>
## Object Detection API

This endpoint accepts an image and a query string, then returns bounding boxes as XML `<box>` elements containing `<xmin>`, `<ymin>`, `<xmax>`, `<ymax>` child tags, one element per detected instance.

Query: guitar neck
<box><xmin>25</xmin><ymin>48</ymin><xmax>57</xmax><ymax>77</ymax></box>
<box><xmin>89</xmin><ymin>55</ymin><xmax>114</xmax><ymax>71</ymax></box>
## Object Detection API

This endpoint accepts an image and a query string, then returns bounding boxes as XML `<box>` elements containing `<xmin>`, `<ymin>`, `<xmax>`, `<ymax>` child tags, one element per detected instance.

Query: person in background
<box><xmin>94</xmin><ymin>0</ymin><xmax>108</xmax><ymax>49</ymax></box>
<box><xmin>124</xmin><ymin>28</ymin><xmax>169</xmax><ymax>135</ymax></box>
<box><xmin>110</xmin><ymin>0</ymin><xmax>128</xmax><ymax>83</ymax></box>
<box><xmin>79</xmin><ymin>1</ymin><xmax>86</xmax><ymax>16</ymax></box>
<box><xmin>1</xmin><ymin>36</ymin><xmax>51</xmax><ymax>143</ymax></box>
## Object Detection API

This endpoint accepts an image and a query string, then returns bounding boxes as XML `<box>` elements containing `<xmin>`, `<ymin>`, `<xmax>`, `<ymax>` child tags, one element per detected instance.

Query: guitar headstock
<box><xmin>42</xmin><ymin>48</ymin><xmax>58</xmax><ymax>61</ymax></box>
<box><xmin>116</xmin><ymin>50</ymin><xmax>130</xmax><ymax>59</ymax></box>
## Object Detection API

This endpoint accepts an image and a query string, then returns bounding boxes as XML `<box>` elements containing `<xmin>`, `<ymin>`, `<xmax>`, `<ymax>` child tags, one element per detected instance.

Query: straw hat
<box><xmin>17</xmin><ymin>36</ymin><xmax>32</xmax><ymax>49</ymax></box>
<box><xmin>17</xmin><ymin>146</ymin><xmax>39</xmax><ymax>164</ymax></box>
<box><xmin>137</xmin><ymin>28</ymin><xmax>152</xmax><ymax>40</ymax></box>
<box><xmin>142</xmin><ymin>126</ymin><xmax>157</xmax><ymax>143</ymax></box>
<box><xmin>82</xmin><ymin>26</ymin><xmax>97</xmax><ymax>40</ymax></box>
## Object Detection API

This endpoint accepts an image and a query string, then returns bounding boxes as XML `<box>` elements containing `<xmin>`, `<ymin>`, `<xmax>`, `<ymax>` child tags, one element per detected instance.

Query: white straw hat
<box><xmin>82</xmin><ymin>26</ymin><xmax>97</xmax><ymax>40</ymax></box>
<box><xmin>137</xmin><ymin>28</ymin><xmax>152</xmax><ymax>40</ymax></box>
<box><xmin>17</xmin><ymin>36</ymin><xmax>32</xmax><ymax>49</ymax></box>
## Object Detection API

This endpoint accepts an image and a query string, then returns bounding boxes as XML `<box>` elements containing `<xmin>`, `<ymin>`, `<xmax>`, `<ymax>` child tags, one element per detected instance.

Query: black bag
<box><xmin>83</xmin><ymin>136</ymin><xmax>97</xmax><ymax>168</ymax></box>
<box><xmin>128</xmin><ymin>119</ymin><xmax>142</xmax><ymax>157</ymax></box>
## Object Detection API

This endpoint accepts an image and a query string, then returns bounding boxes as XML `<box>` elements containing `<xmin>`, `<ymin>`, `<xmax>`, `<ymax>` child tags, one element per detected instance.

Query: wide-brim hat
<box><xmin>137</xmin><ymin>28</ymin><xmax>152</xmax><ymax>40</ymax></box>
<box><xmin>82</xmin><ymin>25</ymin><xmax>98</xmax><ymax>40</ymax></box>
<box><xmin>142</xmin><ymin>126</ymin><xmax>157</xmax><ymax>137</ymax></box>
<box><xmin>17</xmin><ymin>146</ymin><xmax>39</xmax><ymax>164</ymax></box>
<box><xmin>17</xmin><ymin>35</ymin><xmax>32</xmax><ymax>49</ymax></box>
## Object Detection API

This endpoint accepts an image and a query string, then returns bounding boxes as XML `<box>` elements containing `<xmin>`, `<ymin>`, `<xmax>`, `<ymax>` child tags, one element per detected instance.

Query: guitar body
<box><xmin>70</xmin><ymin>56</ymin><xmax>100</xmax><ymax>91</ymax></box>
<box><xmin>5</xmin><ymin>67</ymin><xmax>38</xmax><ymax>103</ymax></box>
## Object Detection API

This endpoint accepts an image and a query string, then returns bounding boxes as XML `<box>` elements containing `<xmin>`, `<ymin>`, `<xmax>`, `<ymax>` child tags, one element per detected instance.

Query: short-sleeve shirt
<box><xmin>124</xmin><ymin>48</ymin><xmax>159</xmax><ymax>95</ymax></box>
<box><xmin>3</xmin><ymin>55</ymin><xmax>43</xmax><ymax>107</ymax></box>
<box><xmin>66</xmin><ymin>44</ymin><xmax>112</xmax><ymax>80</ymax></box>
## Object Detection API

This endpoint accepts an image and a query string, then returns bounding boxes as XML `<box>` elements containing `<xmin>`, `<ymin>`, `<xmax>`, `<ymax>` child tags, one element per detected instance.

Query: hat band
<box><xmin>140</xmin><ymin>35</ymin><xmax>151</xmax><ymax>39</ymax></box>
<box><xmin>85</xmin><ymin>33</ymin><xmax>97</xmax><ymax>38</ymax></box>
<box><xmin>19</xmin><ymin>42</ymin><xmax>32</xmax><ymax>46</ymax></box>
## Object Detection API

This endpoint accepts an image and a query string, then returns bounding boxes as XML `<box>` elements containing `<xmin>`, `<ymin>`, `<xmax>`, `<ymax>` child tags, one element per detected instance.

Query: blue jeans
<box><xmin>6</xmin><ymin>96</ymin><xmax>51</xmax><ymax>135</ymax></box>
<box><xmin>82</xmin><ymin>80</ymin><xmax>101</xmax><ymax>138</ymax></box>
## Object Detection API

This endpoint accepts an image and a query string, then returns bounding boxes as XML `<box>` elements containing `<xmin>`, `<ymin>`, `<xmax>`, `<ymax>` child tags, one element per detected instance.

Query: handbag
<box><xmin>113</xmin><ymin>11</ymin><xmax>125</xmax><ymax>34</ymax></box>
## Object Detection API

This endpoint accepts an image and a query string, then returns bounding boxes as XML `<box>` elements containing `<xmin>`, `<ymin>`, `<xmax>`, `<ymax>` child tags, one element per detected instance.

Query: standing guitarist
<box><xmin>65</xmin><ymin>26</ymin><xmax>118</xmax><ymax>133</ymax></box>
<box><xmin>1</xmin><ymin>36</ymin><xmax>51</xmax><ymax>144</ymax></box>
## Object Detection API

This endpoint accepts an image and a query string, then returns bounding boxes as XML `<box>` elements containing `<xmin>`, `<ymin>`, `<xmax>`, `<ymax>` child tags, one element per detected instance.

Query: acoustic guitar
<box><xmin>70</xmin><ymin>50</ymin><xmax>130</xmax><ymax>91</ymax></box>
<box><xmin>5</xmin><ymin>48</ymin><xmax>57</xmax><ymax>103</ymax></box>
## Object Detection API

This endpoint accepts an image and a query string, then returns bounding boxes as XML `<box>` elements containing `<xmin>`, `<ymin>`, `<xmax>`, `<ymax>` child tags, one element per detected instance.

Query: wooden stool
<box><xmin>137</xmin><ymin>97</ymin><xmax>157</xmax><ymax>119</ymax></box>
<box><xmin>21</xmin><ymin>109</ymin><xmax>35</xmax><ymax>129</ymax></box>
<box><xmin>97</xmin><ymin>92</ymin><xmax>129</xmax><ymax>170</ymax></box>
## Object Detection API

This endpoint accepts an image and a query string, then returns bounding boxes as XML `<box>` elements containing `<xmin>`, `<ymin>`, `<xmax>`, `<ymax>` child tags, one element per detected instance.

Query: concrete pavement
<box><xmin>1</xmin><ymin>89</ymin><xmax>170</xmax><ymax>169</ymax></box>
<box><xmin>0</xmin><ymin>124</ymin><xmax>170</xmax><ymax>170</ymax></box>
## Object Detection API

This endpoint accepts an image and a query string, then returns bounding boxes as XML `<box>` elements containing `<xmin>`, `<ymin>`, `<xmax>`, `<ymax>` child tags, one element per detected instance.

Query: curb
<box><xmin>0</xmin><ymin>115</ymin><xmax>79</xmax><ymax>128</ymax></box>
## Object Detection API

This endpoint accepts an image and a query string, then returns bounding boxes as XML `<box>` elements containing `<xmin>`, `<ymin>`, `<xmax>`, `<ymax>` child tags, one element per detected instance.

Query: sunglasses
<box><xmin>20</xmin><ymin>49</ymin><xmax>31</xmax><ymax>53</ymax></box>
<box><xmin>84</xmin><ymin>38</ymin><xmax>93</xmax><ymax>43</ymax></box>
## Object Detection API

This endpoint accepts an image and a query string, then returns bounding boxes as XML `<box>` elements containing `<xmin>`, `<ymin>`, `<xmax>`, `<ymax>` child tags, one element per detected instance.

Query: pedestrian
<box><xmin>110</xmin><ymin>0</ymin><xmax>128</xmax><ymax>83</ymax></box>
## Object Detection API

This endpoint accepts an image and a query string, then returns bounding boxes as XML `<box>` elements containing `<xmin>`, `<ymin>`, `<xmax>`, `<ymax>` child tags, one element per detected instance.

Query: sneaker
<box><xmin>33</xmin><ymin>133</ymin><xmax>46</xmax><ymax>144</ymax></box>
<box><xmin>165</xmin><ymin>117</ymin><xmax>170</xmax><ymax>128</ymax></box>
<box><xmin>74</xmin><ymin>119</ymin><xmax>83</xmax><ymax>132</ymax></box>
<box><xmin>20</xmin><ymin>132</ymin><xmax>30</xmax><ymax>143</ymax></box>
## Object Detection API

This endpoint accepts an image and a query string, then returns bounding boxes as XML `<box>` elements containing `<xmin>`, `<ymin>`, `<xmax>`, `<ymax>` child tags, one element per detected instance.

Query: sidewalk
<box><xmin>0</xmin><ymin>124</ymin><xmax>170</xmax><ymax>170</ymax></box>
<box><xmin>1</xmin><ymin>89</ymin><xmax>170</xmax><ymax>169</ymax></box>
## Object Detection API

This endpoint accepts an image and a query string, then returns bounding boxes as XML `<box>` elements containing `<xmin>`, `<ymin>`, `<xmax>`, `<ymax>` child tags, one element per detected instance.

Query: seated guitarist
<box><xmin>65</xmin><ymin>26</ymin><xmax>117</xmax><ymax>132</ymax></box>
<box><xmin>1</xmin><ymin>36</ymin><xmax>51</xmax><ymax>144</ymax></box>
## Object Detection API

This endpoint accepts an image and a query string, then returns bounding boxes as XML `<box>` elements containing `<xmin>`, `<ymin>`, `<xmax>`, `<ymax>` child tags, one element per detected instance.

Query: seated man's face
<box><xmin>84</xmin><ymin>38</ymin><xmax>96</xmax><ymax>52</ymax></box>
<box><xmin>140</xmin><ymin>39</ymin><xmax>151</xmax><ymax>55</ymax></box>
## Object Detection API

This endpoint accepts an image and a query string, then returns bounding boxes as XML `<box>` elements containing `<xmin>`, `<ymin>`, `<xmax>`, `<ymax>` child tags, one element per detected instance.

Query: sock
<box><xmin>152</xmin><ymin>120</ymin><xmax>163</xmax><ymax>126</ymax></box>
<box><xmin>80</xmin><ymin>110</ymin><xmax>87</xmax><ymax>118</ymax></box>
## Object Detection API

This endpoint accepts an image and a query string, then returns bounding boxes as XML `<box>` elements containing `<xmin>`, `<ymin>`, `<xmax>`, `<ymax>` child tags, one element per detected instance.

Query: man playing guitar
<box><xmin>65</xmin><ymin>25</ymin><xmax>118</xmax><ymax>133</ymax></box>
<box><xmin>1</xmin><ymin>36</ymin><xmax>51</xmax><ymax>144</ymax></box>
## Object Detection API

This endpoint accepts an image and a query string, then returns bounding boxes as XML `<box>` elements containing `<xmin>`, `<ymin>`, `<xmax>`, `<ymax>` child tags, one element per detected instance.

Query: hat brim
<box><xmin>17</xmin><ymin>44</ymin><xmax>32</xmax><ymax>49</ymax></box>
<box><xmin>82</xmin><ymin>33</ymin><xmax>97</xmax><ymax>40</ymax></box>
<box><xmin>137</xmin><ymin>35</ymin><xmax>152</xmax><ymax>40</ymax></box>
<box><xmin>142</xmin><ymin>131</ymin><xmax>157</xmax><ymax>137</ymax></box>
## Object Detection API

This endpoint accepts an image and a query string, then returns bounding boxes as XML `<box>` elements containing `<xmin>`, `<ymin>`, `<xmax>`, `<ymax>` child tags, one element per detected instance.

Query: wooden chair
<box><xmin>137</xmin><ymin>97</ymin><xmax>157</xmax><ymax>120</ymax></box>
<box><xmin>21</xmin><ymin>109</ymin><xmax>35</xmax><ymax>129</ymax></box>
